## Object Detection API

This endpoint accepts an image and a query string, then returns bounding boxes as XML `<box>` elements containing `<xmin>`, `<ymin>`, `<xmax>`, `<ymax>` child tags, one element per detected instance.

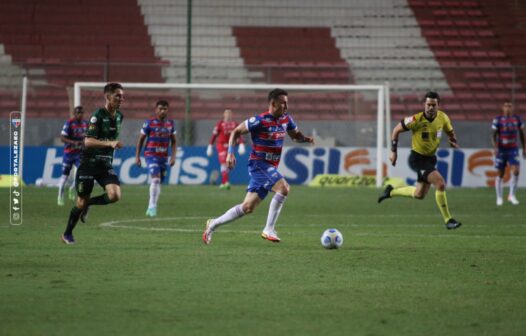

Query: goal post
<box><xmin>74</xmin><ymin>82</ymin><xmax>390</xmax><ymax>187</ymax></box>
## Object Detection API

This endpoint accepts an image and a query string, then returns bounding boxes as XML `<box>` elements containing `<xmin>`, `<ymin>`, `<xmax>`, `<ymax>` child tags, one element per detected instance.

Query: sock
<box><xmin>435</xmin><ymin>190</ymin><xmax>452</xmax><ymax>223</ymax></box>
<box><xmin>88</xmin><ymin>193</ymin><xmax>112</xmax><ymax>206</ymax></box>
<box><xmin>149</xmin><ymin>177</ymin><xmax>161</xmax><ymax>209</ymax></box>
<box><xmin>495</xmin><ymin>176</ymin><xmax>503</xmax><ymax>199</ymax></box>
<box><xmin>64</xmin><ymin>206</ymin><xmax>82</xmax><ymax>235</ymax></box>
<box><xmin>220</xmin><ymin>165</ymin><xmax>229</xmax><ymax>184</ymax></box>
<box><xmin>509</xmin><ymin>174</ymin><xmax>518</xmax><ymax>198</ymax></box>
<box><xmin>391</xmin><ymin>186</ymin><xmax>416</xmax><ymax>198</ymax></box>
<box><xmin>264</xmin><ymin>193</ymin><xmax>286</xmax><ymax>232</ymax></box>
<box><xmin>58</xmin><ymin>175</ymin><xmax>68</xmax><ymax>199</ymax></box>
<box><xmin>210</xmin><ymin>204</ymin><xmax>244</xmax><ymax>230</ymax></box>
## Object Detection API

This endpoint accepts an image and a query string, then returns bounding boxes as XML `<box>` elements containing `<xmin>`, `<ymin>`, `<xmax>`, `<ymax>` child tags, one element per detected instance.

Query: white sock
<box><xmin>69</xmin><ymin>166</ymin><xmax>77</xmax><ymax>192</ymax></box>
<box><xmin>149</xmin><ymin>177</ymin><xmax>161</xmax><ymax>209</ymax></box>
<box><xmin>509</xmin><ymin>174</ymin><xmax>519</xmax><ymax>198</ymax></box>
<box><xmin>496</xmin><ymin>176</ymin><xmax>503</xmax><ymax>199</ymax></box>
<box><xmin>58</xmin><ymin>175</ymin><xmax>68</xmax><ymax>198</ymax></box>
<box><xmin>264</xmin><ymin>193</ymin><xmax>286</xmax><ymax>232</ymax></box>
<box><xmin>210</xmin><ymin>204</ymin><xmax>244</xmax><ymax>230</ymax></box>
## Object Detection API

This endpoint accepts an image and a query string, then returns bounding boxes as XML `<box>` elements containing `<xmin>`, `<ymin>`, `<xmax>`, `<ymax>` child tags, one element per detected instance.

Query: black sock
<box><xmin>64</xmin><ymin>207</ymin><xmax>82</xmax><ymax>235</ymax></box>
<box><xmin>88</xmin><ymin>193</ymin><xmax>112</xmax><ymax>206</ymax></box>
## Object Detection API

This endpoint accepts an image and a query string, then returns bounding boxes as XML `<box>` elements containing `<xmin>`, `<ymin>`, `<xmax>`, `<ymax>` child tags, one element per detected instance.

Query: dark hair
<box><xmin>424</xmin><ymin>91</ymin><xmax>440</xmax><ymax>103</ymax></box>
<box><xmin>268</xmin><ymin>88</ymin><xmax>288</xmax><ymax>102</ymax></box>
<box><xmin>103</xmin><ymin>82</ymin><xmax>123</xmax><ymax>94</ymax></box>
<box><xmin>74</xmin><ymin>106</ymin><xmax>84</xmax><ymax>113</ymax></box>
<box><xmin>156</xmin><ymin>100</ymin><xmax>169</xmax><ymax>107</ymax></box>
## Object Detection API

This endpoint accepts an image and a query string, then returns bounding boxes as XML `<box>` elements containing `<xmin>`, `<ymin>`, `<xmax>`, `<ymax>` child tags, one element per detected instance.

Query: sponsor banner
<box><xmin>309</xmin><ymin>174</ymin><xmax>406</xmax><ymax>188</ymax></box>
<box><xmin>0</xmin><ymin>146</ymin><xmax>523</xmax><ymax>187</ymax></box>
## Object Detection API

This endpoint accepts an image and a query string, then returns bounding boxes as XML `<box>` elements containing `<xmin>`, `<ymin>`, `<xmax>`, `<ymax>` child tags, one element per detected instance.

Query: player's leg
<box><xmin>57</xmin><ymin>159</ymin><xmax>72</xmax><ymax>206</ymax></box>
<box><xmin>378</xmin><ymin>151</ymin><xmax>422</xmax><ymax>203</ymax></box>
<box><xmin>218</xmin><ymin>150</ymin><xmax>230</xmax><ymax>189</ymax></box>
<box><xmin>219</xmin><ymin>164</ymin><xmax>231</xmax><ymax>189</ymax></box>
<box><xmin>62</xmin><ymin>165</ymin><xmax>93</xmax><ymax>244</ymax></box>
<box><xmin>262</xmin><ymin>177</ymin><xmax>290</xmax><ymax>242</ymax></box>
<box><xmin>494</xmin><ymin>152</ymin><xmax>506</xmax><ymax>206</ymax></box>
<box><xmin>87</xmin><ymin>168</ymin><xmax>121</xmax><ymax>206</ymax></box>
<box><xmin>68</xmin><ymin>163</ymin><xmax>78</xmax><ymax>201</ymax></box>
<box><xmin>146</xmin><ymin>159</ymin><xmax>161</xmax><ymax>216</ymax></box>
<box><xmin>202</xmin><ymin>192</ymin><xmax>262</xmax><ymax>244</ymax></box>
<box><xmin>427</xmin><ymin>170</ymin><xmax>461</xmax><ymax>229</ymax></box>
<box><xmin>80</xmin><ymin>167</ymin><xmax>121</xmax><ymax>223</ymax></box>
<box><xmin>203</xmin><ymin>161</ymin><xmax>271</xmax><ymax>244</ymax></box>
<box><xmin>508</xmin><ymin>164</ymin><xmax>520</xmax><ymax>205</ymax></box>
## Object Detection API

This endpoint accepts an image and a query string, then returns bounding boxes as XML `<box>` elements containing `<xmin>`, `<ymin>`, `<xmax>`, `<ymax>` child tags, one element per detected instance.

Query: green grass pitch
<box><xmin>1</xmin><ymin>185</ymin><xmax>525</xmax><ymax>335</ymax></box>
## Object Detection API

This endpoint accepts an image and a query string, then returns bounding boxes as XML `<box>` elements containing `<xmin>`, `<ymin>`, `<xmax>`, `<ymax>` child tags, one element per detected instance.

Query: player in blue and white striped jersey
<box><xmin>202</xmin><ymin>88</ymin><xmax>314</xmax><ymax>244</ymax></box>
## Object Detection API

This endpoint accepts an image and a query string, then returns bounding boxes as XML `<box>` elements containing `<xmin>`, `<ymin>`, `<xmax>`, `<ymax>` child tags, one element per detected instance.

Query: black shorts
<box><xmin>408</xmin><ymin>150</ymin><xmax>437</xmax><ymax>183</ymax></box>
<box><xmin>75</xmin><ymin>161</ymin><xmax>120</xmax><ymax>197</ymax></box>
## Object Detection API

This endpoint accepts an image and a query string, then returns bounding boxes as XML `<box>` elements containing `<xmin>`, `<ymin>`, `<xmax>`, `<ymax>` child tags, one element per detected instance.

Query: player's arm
<box><xmin>60</xmin><ymin>134</ymin><xmax>81</xmax><ymax>146</ymax></box>
<box><xmin>445</xmin><ymin>129</ymin><xmax>459</xmax><ymax>149</ymax></box>
<box><xmin>85</xmin><ymin>137</ymin><xmax>122</xmax><ymax>149</ymax></box>
<box><xmin>226</xmin><ymin>122</ymin><xmax>249</xmax><ymax>169</ymax></box>
<box><xmin>389</xmin><ymin>122</ymin><xmax>407</xmax><ymax>166</ymax></box>
<box><xmin>287</xmin><ymin>128</ymin><xmax>314</xmax><ymax>144</ymax></box>
<box><xmin>207</xmin><ymin>123</ymin><xmax>219</xmax><ymax>157</ymax></box>
<box><xmin>519</xmin><ymin>127</ymin><xmax>526</xmax><ymax>158</ymax></box>
<box><xmin>85</xmin><ymin>112</ymin><xmax>122</xmax><ymax>149</ymax></box>
<box><xmin>135</xmin><ymin>133</ymin><xmax>147</xmax><ymax>166</ymax></box>
<box><xmin>237</xmin><ymin>123</ymin><xmax>246</xmax><ymax>155</ymax></box>
<box><xmin>169</xmin><ymin>134</ymin><xmax>177</xmax><ymax>166</ymax></box>
<box><xmin>491</xmin><ymin>128</ymin><xmax>499</xmax><ymax>155</ymax></box>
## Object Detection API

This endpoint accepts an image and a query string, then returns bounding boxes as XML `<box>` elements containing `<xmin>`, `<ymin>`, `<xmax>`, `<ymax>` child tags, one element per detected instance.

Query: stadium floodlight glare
<box><xmin>74</xmin><ymin>82</ymin><xmax>390</xmax><ymax>187</ymax></box>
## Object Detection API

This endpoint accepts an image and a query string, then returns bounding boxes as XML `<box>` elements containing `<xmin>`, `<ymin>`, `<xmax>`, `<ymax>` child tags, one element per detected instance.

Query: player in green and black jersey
<box><xmin>61</xmin><ymin>83</ymin><xmax>125</xmax><ymax>244</ymax></box>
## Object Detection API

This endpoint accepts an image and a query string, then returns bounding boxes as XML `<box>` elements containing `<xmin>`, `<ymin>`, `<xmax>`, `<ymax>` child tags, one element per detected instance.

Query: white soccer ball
<box><xmin>320</xmin><ymin>228</ymin><xmax>343</xmax><ymax>249</ymax></box>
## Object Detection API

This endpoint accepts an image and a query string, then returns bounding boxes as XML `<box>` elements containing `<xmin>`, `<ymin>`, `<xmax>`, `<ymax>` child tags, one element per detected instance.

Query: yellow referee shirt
<box><xmin>401</xmin><ymin>110</ymin><xmax>453</xmax><ymax>156</ymax></box>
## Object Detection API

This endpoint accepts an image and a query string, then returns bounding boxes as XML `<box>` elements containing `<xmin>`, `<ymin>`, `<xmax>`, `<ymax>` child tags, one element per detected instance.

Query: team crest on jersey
<box><xmin>90</xmin><ymin>116</ymin><xmax>97</xmax><ymax>123</ymax></box>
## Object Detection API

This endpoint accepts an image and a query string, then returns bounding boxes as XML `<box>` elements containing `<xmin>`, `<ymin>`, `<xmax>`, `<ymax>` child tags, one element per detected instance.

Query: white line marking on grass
<box><xmin>99</xmin><ymin>217</ymin><xmax>526</xmax><ymax>239</ymax></box>
<box><xmin>99</xmin><ymin>217</ymin><xmax>260</xmax><ymax>234</ymax></box>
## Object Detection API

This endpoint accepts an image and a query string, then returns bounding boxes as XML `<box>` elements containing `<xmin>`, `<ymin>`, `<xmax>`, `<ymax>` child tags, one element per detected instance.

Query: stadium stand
<box><xmin>0</xmin><ymin>0</ymin><xmax>524</xmax><ymax>121</ymax></box>
<box><xmin>0</xmin><ymin>0</ymin><xmax>162</xmax><ymax>118</ymax></box>
<box><xmin>409</xmin><ymin>0</ymin><xmax>525</xmax><ymax>120</ymax></box>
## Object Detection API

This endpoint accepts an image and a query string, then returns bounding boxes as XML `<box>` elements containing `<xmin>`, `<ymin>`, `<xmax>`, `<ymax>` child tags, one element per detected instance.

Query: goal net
<box><xmin>74</xmin><ymin>82</ymin><xmax>390</xmax><ymax>187</ymax></box>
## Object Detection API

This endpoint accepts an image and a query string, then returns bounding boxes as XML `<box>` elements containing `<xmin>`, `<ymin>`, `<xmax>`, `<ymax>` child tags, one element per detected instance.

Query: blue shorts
<box><xmin>247</xmin><ymin>160</ymin><xmax>284</xmax><ymax>200</ymax></box>
<box><xmin>146</xmin><ymin>157</ymin><xmax>168</xmax><ymax>182</ymax></box>
<box><xmin>495</xmin><ymin>149</ymin><xmax>520</xmax><ymax>171</ymax></box>
<box><xmin>62</xmin><ymin>153</ymin><xmax>81</xmax><ymax>175</ymax></box>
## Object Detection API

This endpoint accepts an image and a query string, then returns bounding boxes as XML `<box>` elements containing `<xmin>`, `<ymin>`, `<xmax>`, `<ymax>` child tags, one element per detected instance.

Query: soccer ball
<box><xmin>320</xmin><ymin>229</ymin><xmax>343</xmax><ymax>249</ymax></box>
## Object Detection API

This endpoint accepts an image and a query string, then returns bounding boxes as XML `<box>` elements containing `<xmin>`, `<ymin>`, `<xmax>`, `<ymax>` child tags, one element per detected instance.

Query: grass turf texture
<box><xmin>1</xmin><ymin>185</ymin><xmax>525</xmax><ymax>335</ymax></box>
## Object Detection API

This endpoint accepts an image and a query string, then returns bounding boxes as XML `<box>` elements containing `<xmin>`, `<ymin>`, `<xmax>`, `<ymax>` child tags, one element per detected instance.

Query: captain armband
<box><xmin>391</xmin><ymin>139</ymin><xmax>398</xmax><ymax>152</ymax></box>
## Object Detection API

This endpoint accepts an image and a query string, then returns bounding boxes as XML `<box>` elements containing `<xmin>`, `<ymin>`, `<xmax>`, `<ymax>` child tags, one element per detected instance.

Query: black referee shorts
<box><xmin>408</xmin><ymin>150</ymin><xmax>437</xmax><ymax>183</ymax></box>
<box><xmin>75</xmin><ymin>161</ymin><xmax>120</xmax><ymax>197</ymax></box>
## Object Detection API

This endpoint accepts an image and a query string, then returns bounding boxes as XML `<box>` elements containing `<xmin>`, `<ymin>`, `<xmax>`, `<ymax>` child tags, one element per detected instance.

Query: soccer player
<box><xmin>378</xmin><ymin>91</ymin><xmax>462</xmax><ymax>230</ymax></box>
<box><xmin>206</xmin><ymin>109</ymin><xmax>246</xmax><ymax>189</ymax></box>
<box><xmin>135</xmin><ymin>100</ymin><xmax>177</xmax><ymax>217</ymax></box>
<box><xmin>57</xmin><ymin>106</ymin><xmax>88</xmax><ymax>206</ymax></box>
<box><xmin>491</xmin><ymin>101</ymin><xmax>526</xmax><ymax>205</ymax></box>
<box><xmin>202</xmin><ymin>88</ymin><xmax>314</xmax><ymax>244</ymax></box>
<box><xmin>61</xmin><ymin>83</ymin><xmax>125</xmax><ymax>244</ymax></box>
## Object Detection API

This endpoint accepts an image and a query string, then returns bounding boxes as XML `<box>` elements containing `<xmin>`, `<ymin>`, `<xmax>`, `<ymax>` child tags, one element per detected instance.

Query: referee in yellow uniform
<box><xmin>378</xmin><ymin>91</ymin><xmax>461</xmax><ymax>229</ymax></box>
